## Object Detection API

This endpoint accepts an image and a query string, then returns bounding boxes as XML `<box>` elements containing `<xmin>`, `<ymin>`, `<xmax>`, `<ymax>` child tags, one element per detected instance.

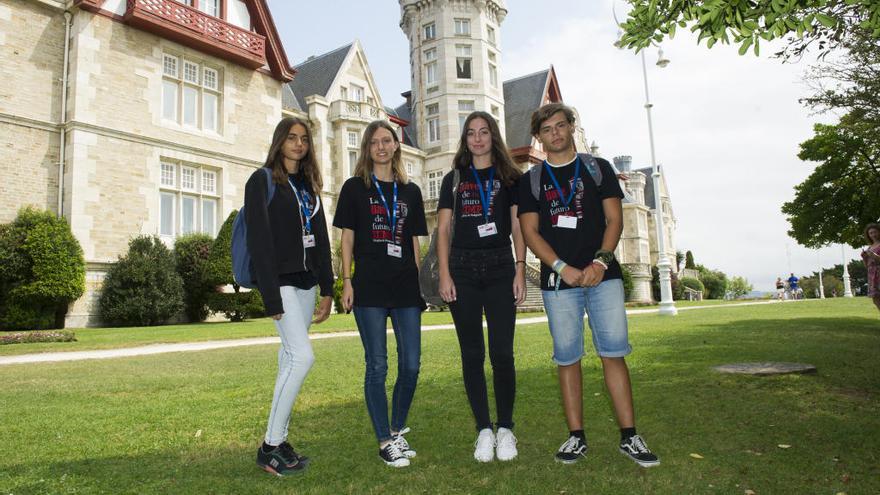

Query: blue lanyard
<box><xmin>543</xmin><ymin>157</ymin><xmax>581</xmax><ymax>209</ymax></box>
<box><xmin>371</xmin><ymin>174</ymin><xmax>397</xmax><ymax>241</ymax></box>
<box><xmin>288</xmin><ymin>178</ymin><xmax>312</xmax><ymax>234</ymax></box>
<box><xmin>469</xmin><ymin>164</ymin><xmax>495</xmax><ymax>224</ymax></box>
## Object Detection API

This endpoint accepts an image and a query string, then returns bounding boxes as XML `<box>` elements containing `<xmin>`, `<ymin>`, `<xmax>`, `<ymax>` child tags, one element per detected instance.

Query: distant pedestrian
<box><xmin>775</xmin><ymin>277</ymin><xmax>785</xmax><ymax>301</ymax></box>
<box><xmin>787</xmin><ymin>273</ymin><xmax>799</xmax><ymax>300</ymax></box>
<box><xmin>861</xmin><ymin>223</ymin><xmax>880</xmax><ymax>313</ymax></box>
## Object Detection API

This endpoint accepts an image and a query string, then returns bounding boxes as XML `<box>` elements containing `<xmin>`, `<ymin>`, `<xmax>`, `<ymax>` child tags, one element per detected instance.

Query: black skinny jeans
<box><xmin>448</xmin><ymin>246</ymin><xmax>516</xmax><ymax>431</ymax></box>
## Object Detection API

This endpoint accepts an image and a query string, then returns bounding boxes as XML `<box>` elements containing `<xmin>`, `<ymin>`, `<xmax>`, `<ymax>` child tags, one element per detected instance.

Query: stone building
<box><xmin>0</xmin><ymin>0</ymin><xmax>295</xmax><ymax>326</ymax></box>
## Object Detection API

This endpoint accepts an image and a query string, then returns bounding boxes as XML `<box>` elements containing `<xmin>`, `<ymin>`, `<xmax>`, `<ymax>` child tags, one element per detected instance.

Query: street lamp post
<box><xmin>640</xmin><ymin>49</ymin><xmax>677</xmax><ymax>316</ymax></box>
<box><xmin>842</xmin><ymin>245</ymin><xmax>853</xmax><ymax>297</ymax></box>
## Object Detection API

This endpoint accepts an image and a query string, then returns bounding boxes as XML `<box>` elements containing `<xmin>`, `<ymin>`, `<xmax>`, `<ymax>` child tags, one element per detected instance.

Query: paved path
<box><xmin>0</xmin><ymin>299</ymin><xmax>807</xmax><ymax>366</ymax></box>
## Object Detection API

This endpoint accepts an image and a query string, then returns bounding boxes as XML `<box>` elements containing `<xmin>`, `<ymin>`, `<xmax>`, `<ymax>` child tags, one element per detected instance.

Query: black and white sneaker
<box><xmin>619</xmin><ymin>434</ymin><xmax>660</xmax><ymax>467</ymax></box>
<box><xmin>555</xmin><ymin>435</ymin><xmax>588</xmax><ymax>464</ymax></box>
<box><xmin>393</xmin><ymin>427</ymin><xmax>416</xmax><ymax>459</ymax></box>
<box><xmin>256</xmin><ymin>443</ymin><xmax>307</xmax><ymax>476</ymax></box>
<box><xmin>379</xmin><ymin>441</ymin><xmax>410</xmax><ymax>468</ymax></box>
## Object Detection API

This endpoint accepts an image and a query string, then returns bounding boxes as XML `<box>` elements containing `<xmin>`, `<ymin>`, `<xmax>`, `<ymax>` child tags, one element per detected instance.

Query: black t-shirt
<box><xmin>333</xmin><ymin>176</ymin><xmax>428</xmax><ymax>308</ymax></box>
<box><xmin>517</xmin><ymin>156</ymin><xmax>624</xmax><ymax>290</ymax></box>
<box><xmin>437</xmin><ymin>166</ymin><xmax>519</xmax><ymax>250</ymax></box>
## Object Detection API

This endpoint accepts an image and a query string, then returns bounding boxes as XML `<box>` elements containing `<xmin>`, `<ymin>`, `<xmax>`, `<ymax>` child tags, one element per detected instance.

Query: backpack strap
<box><xmin>262</xmin><ymin>167</ymin><xmax>277</xmax><ymax>204</ymax></box>
<box><xmin>530</xmin><ymin>153</ymin><xmax>603</xmax><ymax>201</ymax></box>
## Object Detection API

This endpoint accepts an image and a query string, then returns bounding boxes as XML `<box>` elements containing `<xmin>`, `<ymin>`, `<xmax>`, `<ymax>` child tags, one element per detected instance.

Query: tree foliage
<box><xmin>0</xmin><ymin>207</ymin><xmax>85</xmax><ymax>330</ymax></box>
<box><xmin>727</xmin><ymin>276</ymin><xmax>754</xmax><ymax>299</ymax></box>
<box><xmin>174</xmin><ymin>233</ymin><xmax>215</xmax><ymax>322</ymax></box>
<box><xmin>781</xmin><ymin>113</ymin><xmax>880</xmax><ymax>247</ymax></box>
<box><xmin>619</xmin><ymin>0</ymin><xmax>880</xmax><ymax>60</ymax></box>
<box><xmin>684</xmin><ymin>250</ymin><xmax>696</xmax><ymax>269</ymax></box>
<box><xmin>99</xmin><ymin>236</ymin><xmax>184</xmax><ymax>327</ymax></box>
<box><xmin>696</xmin><ymin>265</ymin><xmax>729</xmax><ymax>299</ymax></box>
<box><xmin>205</xmin><ymin>211</ymin><xmax>264</xmax><ymax>321</ymax></box>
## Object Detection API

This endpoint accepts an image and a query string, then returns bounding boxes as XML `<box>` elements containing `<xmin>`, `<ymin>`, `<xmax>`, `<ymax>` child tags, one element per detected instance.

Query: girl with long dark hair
<box><xmin>333</xmin><ymin>120</ymin><xmax>428</xmax><ymax>468</ymax></box>
<box><xmin>437</xmin><ymin>111</ymin><xmax>526</xmax><ymax>462</ymax></box>
<box><xmin>250</xmin><ymin>117</ymin><xmax>333</xmax><ymax>476</ymax></box>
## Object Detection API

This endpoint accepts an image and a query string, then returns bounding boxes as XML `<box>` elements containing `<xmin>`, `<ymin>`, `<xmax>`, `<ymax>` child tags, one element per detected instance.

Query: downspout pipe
<box><xmin>58</xmin><ymin>10</ymin><xmax>72</xmax><ymax>218</ymax></box>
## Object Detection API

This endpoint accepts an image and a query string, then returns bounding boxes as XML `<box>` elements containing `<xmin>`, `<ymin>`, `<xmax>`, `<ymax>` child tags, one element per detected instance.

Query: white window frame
<box><xmin>158</xmin><ymin>161</ymin><xmax>221</xmax><ymax>239</ymax></box>
<box><xmin>487</xmin><ymin>25</ymin><xmax>496</xmax><ymax>45</ymax></box>
<box><xmin>426</xmin><ymin>103</ymin><xmax>440</xmax><ymax>143</ymax></box>
<box><xmin>427</xmin><ymin>171</ymin><xmax>443</xmax><ymax>199</ymax></box>
<box><xmin>423</xmin><ymin>22</ymin><xmax>436</xmax><ymax>40</ymax></box>
<box><xmin>458</xmin><ymin>100</ymin><xmax>475</xmax><ymax>131</ymax></box>
<box><xmin>455</xmin><ymin>45</ymin><xmax>472</xmax><ymax>80</ymax></box>
<box><xmin>347</xmin><ymin>131</ymin><xmax>358</xmax><ymax>147</ymax></box>
<box><xmin>454</xmin><ymin>18</ymin><xmax>471</xmax><ymax>36</ymax></box>
<box><xmin>488</xmin><ymin>51</ymin><xmax>498</xmax><ymax>87</ymax></box>
<box><xmin>161</xmin><ymin>54</ymin><xmax>222</xmax><ymax>133</ymax></box>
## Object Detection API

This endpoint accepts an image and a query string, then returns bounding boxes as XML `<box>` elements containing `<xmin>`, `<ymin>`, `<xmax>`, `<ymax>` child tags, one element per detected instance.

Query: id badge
<box><xmin>302</xmin><ymin>235</ymin><xmax>316</xmax><ymax>248</ymax></box>
<box><xmin>477</xmin><ymin>222</ymin><xmax>498</xmax><ymax>237</ymax></box>
<box><xmin>387</xmin><ymin>243</ymin><xmax>402</xmax><ymax>258</ymax></box>
<box><xmin>556</xmin><ymin>215</ymin><xmax>578</xmax><ymax>229</ymax></box>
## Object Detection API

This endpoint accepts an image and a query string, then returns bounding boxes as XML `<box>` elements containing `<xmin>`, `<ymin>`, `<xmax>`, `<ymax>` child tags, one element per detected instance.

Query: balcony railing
<box><xmin>329</xmin><ymin>100</ymin><xmax>385</xmax><ymax>123</ymax></box>
<box><xmin>125</xmin><ymin>0</ymin><xmax>266</xmax><ymax>69</ymax></box>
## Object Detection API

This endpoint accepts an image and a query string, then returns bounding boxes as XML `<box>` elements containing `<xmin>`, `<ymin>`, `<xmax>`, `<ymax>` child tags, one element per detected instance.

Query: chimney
<box><xmin>613</xmin><ymin>155</ymin><xmax>632</xmax><ymax>173</ymax></box>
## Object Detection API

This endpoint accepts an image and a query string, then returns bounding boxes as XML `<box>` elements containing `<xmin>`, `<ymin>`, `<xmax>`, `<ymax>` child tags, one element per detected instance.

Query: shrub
<box><xmin>174</xmin><ymin>233</ymin><xmax>215</xmax><ymax>322</ymax></box>
<box><xmin>206</xmin><ymin>290</ymin><xmax>264</xmax><ymax>322</ymax></box>
<box><xmin>0</xmin><ymin>330</ymin><xmax>76</xmax><ymax>345</ymax></box>
<box><xmin>0</xmin><ymin>207</ymin><xmax>85</xmax><ymax>330</ymax></box>
<box><xmin>680</xmin><ymin>276</ymin><xmax>705</xmax><ymax>294</ymax></box>
<box><xmin>206</xmin><ymin>211</ymin><xmax>266</xmax><ymax>321</ymax></box>
<box><xmin>99</xmin><ymin>236</ymin><xmax>184</xmax><ymax>326</ymax></box>
<box><xmin>652</xmin><ymin>266</ymin><xmax>683</xmax><ymax>301</ymax></box>
<box><xmin>620</xmin><ymin>264</ymin><xmax>634</xmax><ymax>301</ymax></box>
<box><xmin>697</xmin><ymin>268</ymin><xmax>728</xmax><ymax>299</ymax></box>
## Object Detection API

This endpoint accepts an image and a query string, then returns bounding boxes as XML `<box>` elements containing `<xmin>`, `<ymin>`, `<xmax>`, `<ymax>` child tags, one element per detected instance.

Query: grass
<box><xmin>1</xmin><ymin>298</ymin><xmax>878</xmax><ymax>494</ymax></box>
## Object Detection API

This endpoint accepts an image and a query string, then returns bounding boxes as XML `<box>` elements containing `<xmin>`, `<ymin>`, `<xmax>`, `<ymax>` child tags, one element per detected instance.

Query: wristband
<box><xmin>592</xmin><ymin>259</ymin><xmax>608</xmax><ymax>270</ymax></box>
<box><xmin>552</xmin><ymin>259</ymin><xmax>567</xmax><ymax>275</ymax></box>
<box><xmin>515</xmin><ymin>260</ymin><xmax>525</xmax><ymax>265</ymax></box>
<box><xmin>343</xmin><ymin>276</ymin><xmax>351</xmax><ymax>280</ymax></box>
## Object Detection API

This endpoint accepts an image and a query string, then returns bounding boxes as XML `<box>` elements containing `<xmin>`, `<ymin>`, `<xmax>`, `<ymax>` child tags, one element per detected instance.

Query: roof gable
<box><xmin>287</xmin><ymin>44</ymin><xmax>353</xmax><ymax>110</ymax></box>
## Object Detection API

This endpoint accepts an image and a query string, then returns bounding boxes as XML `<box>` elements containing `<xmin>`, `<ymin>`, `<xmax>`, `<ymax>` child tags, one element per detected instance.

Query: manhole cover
<box><xmin>713</xmin><ymin>362</ymin><xmax>817</xmax><ymax>376</ymax></box>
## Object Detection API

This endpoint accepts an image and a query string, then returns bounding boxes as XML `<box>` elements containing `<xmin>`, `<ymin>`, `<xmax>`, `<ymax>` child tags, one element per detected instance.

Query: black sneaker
<box><xmin>279</xmin><ymin>441</ymin><xmax>309</xmax><ymax>466</ymax></box>
<box><xmin>619</xmin><ymin>434</ymin><xmax>660</xmax><ymax>467</ymax></box>
<box><xmin>256</xmin><ymin>444</ymin><xmax>307</xmax><ymax>476</ymax></box>
<box><xmin>393</xmin><ymin>427</ymin><xmax>416</xmax><ymax>458</ymax></box>
<box><xmin>379</xmin><ymin>441</ymin><xmax>410</xmax><ymax>467</ymax></box>
<box><xmin>555</xmin><ymin>435</ymin><xmax>588</xmax><ymax>464</ymax></box>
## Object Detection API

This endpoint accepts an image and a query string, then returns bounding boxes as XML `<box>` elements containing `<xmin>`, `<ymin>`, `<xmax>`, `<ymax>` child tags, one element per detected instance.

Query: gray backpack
<box><xmin>419</xmin><ymin>169</ymin><xmax>460</xmax><ymax>307</ymax></box>
<box><xmin>529</xmin><ymin>153</ymin><xmax>603</xmax><ymax>200</ymax></box>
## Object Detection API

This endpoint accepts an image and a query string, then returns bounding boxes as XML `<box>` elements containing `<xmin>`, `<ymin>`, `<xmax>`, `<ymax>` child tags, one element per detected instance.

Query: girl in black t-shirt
<box><xmin>437</xmin><ymin>111</ymin><xmax>526</xmax><ymax>462</ymax></box>
<box><xmin>333</xmin><ymin>120</ymin><xmax>427</xmax><ymax>468</ymax></box>
<box><xmin>250</xmin><ymin>117</ymin><xmax>334</xmax><ymax>476</ymax></box>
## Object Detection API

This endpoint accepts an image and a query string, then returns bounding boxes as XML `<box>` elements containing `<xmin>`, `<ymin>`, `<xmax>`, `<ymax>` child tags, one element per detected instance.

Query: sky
<box><xmin>267</xmin><ymin>0</ymin><xmax>863</xmax><ymax>292</ymax></box>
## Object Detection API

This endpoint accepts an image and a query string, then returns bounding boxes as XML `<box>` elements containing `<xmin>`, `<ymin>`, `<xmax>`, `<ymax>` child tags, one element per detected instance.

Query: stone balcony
<box><xmin>329</xmin><ymin>100</ymin><xmax>386</xmax><ymax>123</ymax></box>
<box><xmin>123</xmin><ymin>0</ymin><xmax>267</xmax><ymax>69</ymax></box>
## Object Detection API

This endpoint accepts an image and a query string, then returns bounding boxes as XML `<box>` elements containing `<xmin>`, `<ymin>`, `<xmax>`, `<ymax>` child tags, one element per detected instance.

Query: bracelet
<box><xmin>552</xmin><ymin>259</ymin><xmax>567</xmax><ymax>275</ymax></box>
<box><xmin>592</xmin><ymin>259</ymin><xmax>608</xmax><ymax>270</ymax></box>
<box><xmin>515</xmin><ymin>260</ymin><xmax>525</xmax><ymax>264</ymax></box>
<box><xmin>343</xmin><ymin>276</ymin><xmax>351</xmax><ymax>280</ymax></box>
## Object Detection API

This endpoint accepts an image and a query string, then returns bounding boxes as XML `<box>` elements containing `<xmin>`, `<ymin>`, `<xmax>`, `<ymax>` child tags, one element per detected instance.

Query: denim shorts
<box><xmin>542</xmin><ymin>278</ymin><xmax>631</xmax><ymax>364</ymax></box>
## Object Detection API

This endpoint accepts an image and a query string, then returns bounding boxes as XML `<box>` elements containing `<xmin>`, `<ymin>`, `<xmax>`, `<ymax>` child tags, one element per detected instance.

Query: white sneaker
<box><xmin>473</xmin><ymin>428</ymin><xmax>495</xmax><ymax>462</ymax></box>
<box><xmin>495</xmin><ymin>427</ymin><xmax>518</xmax><ymax>461</ymax></box>
<box><xmin>392</xmin><ymin>427</ymin><xmax>416</xmax><ymax>458</ymax></box>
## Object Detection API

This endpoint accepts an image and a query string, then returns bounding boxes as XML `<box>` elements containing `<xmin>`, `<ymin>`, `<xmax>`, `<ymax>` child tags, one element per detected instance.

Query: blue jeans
<box><xmin>353</xmin><ymin>306</ymin><xmax>422</xmax><ymax>442</ymax></box>
<box><xmin>542</xmin><ymin>278</ymin><xmax>631</xmax><ymax>364</ymax></box>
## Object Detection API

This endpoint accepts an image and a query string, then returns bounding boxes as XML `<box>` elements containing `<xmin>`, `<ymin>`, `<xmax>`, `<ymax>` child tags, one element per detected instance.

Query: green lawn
<box><xmin>1</xmin><ymin>298</ymin><xmax>877</xmax><ymax>494</ymax></box>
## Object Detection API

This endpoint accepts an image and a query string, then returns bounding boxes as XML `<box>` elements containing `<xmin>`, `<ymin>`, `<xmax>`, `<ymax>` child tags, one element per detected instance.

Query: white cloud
<box><xmin>502</xmin><ymin>4</ymin><xmax>852</xmax><ymax>290</ymax></box>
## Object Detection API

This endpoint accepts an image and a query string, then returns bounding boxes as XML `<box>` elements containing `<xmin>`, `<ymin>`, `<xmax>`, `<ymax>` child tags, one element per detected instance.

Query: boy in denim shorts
<box><xmin>518</xmin><ymin>103</ymin><xmax>659</xmax><ymax>467</ymax></box>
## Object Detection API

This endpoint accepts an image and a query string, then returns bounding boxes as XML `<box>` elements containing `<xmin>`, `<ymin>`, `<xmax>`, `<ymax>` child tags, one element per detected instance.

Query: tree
<box><xmin>684</xmin><ymin>250</ymin><xmax>696</xmax><ymax>269</ymax></box>
<box><xmin>781</xmin><ymin>113</ymin><xmax>880</xmax><ymax>247</ymax></box>
<box><xmin>0</xmin><ymin>207</ymin><xmax>85</xmax><ymax>330</ymax></box>
<box><xmin>174</xmin><ymin>233</ymin><xmax>215</xmax><ymax>322</ymax></box>
<box><xmin>205</xmin><ymin>211</ymin><xmax>264</xmax><ymax>322</ymax></box>
<box><xmin>98</xmin><ymin>236</ymin><xmax>184</xmax><ymax>326</ymax></box>
<box><xmin>727</xmin><ymin>276</ymin><xmax>754</xmax><ymax>299</ymax></box>
<box><xmin>696</xmin><ymin>265</ymin><xmax>729</xmax><ymax>299</ymax></box>
<box><xmin>675</xmin><ymin>250</ymin><xmax>685</xmax><ymax>271</ymax></box>
<box><xmin>618</xmin><ymin>0</ymin><xmax>880</xmax><ymax>61</ymax></box>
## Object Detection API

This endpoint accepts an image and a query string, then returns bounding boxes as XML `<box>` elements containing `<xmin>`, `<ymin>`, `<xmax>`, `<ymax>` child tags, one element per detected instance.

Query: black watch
<box><xmin>594</xmin><ymin>249</ymin><xmax>615</xmax><ymax>267</ymax></box>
